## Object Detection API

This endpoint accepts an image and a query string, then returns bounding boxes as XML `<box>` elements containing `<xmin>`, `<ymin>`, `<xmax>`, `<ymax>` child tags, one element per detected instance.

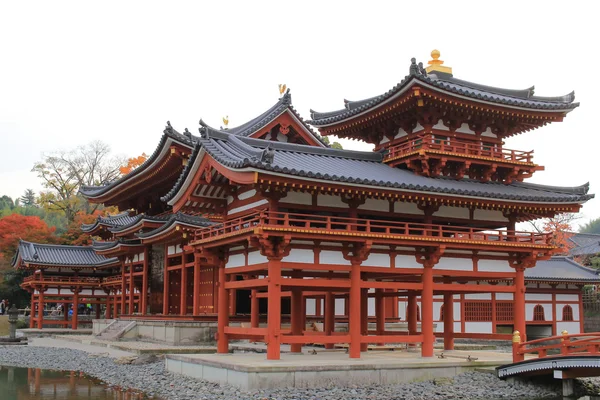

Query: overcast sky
<box><xmin>1</xmin><ymin>1</ymin><xmax>598</xmax><ymax>229</ymax></box>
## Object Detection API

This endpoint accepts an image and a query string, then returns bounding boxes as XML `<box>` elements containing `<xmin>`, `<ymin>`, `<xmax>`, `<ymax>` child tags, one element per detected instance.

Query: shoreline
<box><xmin>0</xmin><ymin>343</ymin><xmax>569</xmax><ymax>400</ymax></box>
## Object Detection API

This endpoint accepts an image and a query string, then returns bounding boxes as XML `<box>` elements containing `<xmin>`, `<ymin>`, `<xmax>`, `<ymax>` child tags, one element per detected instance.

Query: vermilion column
<box><xmin>72</xmin><ymin>290</ymin><xmax>79</xmax><ymax>330</ymax></box>
<box><xmin>324</xmin><ymin>292</ymin><xmax>335</xmax><ymax>349</ymax></box>
<box><xmin>290</xmin><ymin>288</ymin><xmax>303</xmax><ymax>353</ymax></box>
<box><xmin>129</xmin><ymin>262</ymin><xmax>134</xmax><ymax>314</ymax></box>
<box><xmin>443</xmin><ymin>292</ymin><xmax>454</xmax><ymax>350</ymax></box>
<box><xmin>217</xmin><ymin>262</ymin><xmax>229</xmax><ymax>354</ymax></box>
<box><xmin>514</xmin><ymin>266</ymin><xmax>526</xmax><ymax>342</ymax></box>
<box><xmin>375</xmin><ymin>289</ymin><xmax>385</xmax><ymax>340</ymax></box>
<box><xmin>193</xmin><ymin>255</ymin><xmax>201</xmax><ymax>316</ymax></box>
<box><xmin>105</xmin><ymin>295</ymin><xmax>111</xmax><ymax>319</ymax></box>
<box><xmin>113</xmin><ymin>289</ymin><xmax>119</xmax><ymax>318</ymax></box>
<box><xmin>29</xmin><ymin>294</ymin><xmax>35</xmax><ymax>328</ymax></box>
<box><xmin>267</xmin><ymin>257</ymin><xmax>282</xmax><ymax>360</ymax></box>
<box><xmin>37</xmin><ymin>290</ymin><xmax>45</xmax><ymax>329</ymax></box>
<box><xmin>421</xmin><ymin>264</ymin><xmax>434</xmax><ymax>357</ymax></box>
<box><xmin>349</xmin><ymin>260</ymin><xmax>362</xmax><ymax>358</ymax></box>
<box><xmin>141</xmin><ymin>248</ymin><xmax>149</xmax><ymax>315</ymax></box>
<box><xmin>250</xmin><ymin>289</ymin><xmax>259</xmax><ymax>328</ymax></box>
<box><xmin>163</xmin><ymin>251</ymin><xmax>169</xmax><ymax>315</ymax></box>
<box><xmin>120</xmin><ymin>262</ymin><xmax>126</xmax><ymax>315</ymax></box>
<box><xmin>360</xmin><ymin>288</ymin><xmax>369</xmax><ymax>352</ymax></box>
<box><xmin>180</xmin><ymin>265</ymin><xmax>188</xmax><ymax>315</ymax></box>
<box><xmin>408</xmin><ymin>294</ymin><xmax>418</xmax><ymax>335</ymax></box>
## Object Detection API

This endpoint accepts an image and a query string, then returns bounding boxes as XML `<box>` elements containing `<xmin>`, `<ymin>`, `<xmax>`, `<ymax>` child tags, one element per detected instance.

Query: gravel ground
<box><xmin>0</xmin><ymin>345</ymin><xmax>571</xmax><ymax>400</ymax></box>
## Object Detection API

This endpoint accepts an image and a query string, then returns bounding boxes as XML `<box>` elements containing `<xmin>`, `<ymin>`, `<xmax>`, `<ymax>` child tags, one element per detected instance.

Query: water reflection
<box><xmin>0</xmin><ymin>366</ymin><xmax>147</xmax><ymax>400</ymax></box>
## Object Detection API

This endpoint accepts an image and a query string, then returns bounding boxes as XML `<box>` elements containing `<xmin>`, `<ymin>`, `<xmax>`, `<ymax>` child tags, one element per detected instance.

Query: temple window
<box><xmin>533</xmin><ymin>304</ymin><xmax>545</xmax><ymax>321</ymax></box>
<box><xmin>562</xmin><ymin>305</ymin><xmax>574</xmax><ymax>321</ymax></box>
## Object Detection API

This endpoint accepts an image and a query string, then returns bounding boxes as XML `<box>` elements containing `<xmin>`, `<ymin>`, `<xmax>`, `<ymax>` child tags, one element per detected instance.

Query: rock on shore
<box><xmin>0</xmin><ymin>345</ymin><xmax>564</xmax><ymax>400</ymax></box>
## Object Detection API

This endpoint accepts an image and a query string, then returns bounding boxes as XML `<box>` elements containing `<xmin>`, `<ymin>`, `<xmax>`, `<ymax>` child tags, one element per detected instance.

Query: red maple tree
<box><xmin>0</xmin><ymin>214</ymin><xmax>58</xmax><ymax>270</ymax></box>
<box><xmin>120</xmin><ymin>153</ymin><xmax>148</xmax><ymax>175</ymax></box>
<box><xmin>544</xmin><ymin>218</ymin><xmax>574</xmax><ymax>255</ymax></box>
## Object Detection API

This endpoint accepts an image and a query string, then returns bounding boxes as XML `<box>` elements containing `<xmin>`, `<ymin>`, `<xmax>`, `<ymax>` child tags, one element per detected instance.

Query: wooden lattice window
<box><xmin>533</xmin><ymin>304</ymin><xmax>545</xmax><ymax>321</ymax></box>
<box><xmin>464</xmin><ymin>301</ymin><xmax>492</xmax><ymax>322</ymax></box>
<box><xmin>563</xmin><ymin>305</ymin><xmax>574</xmax><ymax>321</ymax></box>
<box><xmin>495</xmin><ymin>302</ymin><xmax>514</xmax><ymax>322</ymax></box>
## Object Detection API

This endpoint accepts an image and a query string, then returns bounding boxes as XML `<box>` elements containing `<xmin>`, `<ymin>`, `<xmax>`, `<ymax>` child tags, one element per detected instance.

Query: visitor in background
<box><xmin>0</xmin><ymin>299</ymin><xmax>5</xmax><ymax>315</ymax></box>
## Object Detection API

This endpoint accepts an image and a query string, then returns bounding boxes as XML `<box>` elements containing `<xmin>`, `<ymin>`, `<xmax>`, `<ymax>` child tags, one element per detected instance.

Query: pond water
<box><xmin>0</xmin><ymin>366</ymin><xmax>149</xmax><ymax>400</ymax></box>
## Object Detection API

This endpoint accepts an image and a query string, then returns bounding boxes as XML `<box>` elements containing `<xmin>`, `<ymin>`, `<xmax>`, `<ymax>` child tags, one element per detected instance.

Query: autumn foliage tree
<box><xmin>530</xmin><ymin>213</ymin><xmax>577</xmax><ymax>255</ymax></box>
<box><xmin>120</xmin><ymin>153</ymin><xmax>148</xmax><ymax>175</ymax></box>
<box><xmin>0</xmin><ymin>214</ymin><xmax>58</xmax><ymax>270</ymax></box>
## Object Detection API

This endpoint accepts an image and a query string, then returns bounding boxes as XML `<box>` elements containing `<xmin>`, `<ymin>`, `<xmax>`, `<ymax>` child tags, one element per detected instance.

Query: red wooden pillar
<box><xmin>29</xmin><ymin>294</ymin><xmax>36</xmax><ymax>328</ymax></box>
<box><xmin>421</xmin><ymin>264</ymin><xmax>434</xmax><ymax>357</ymax></box>
<box><xmin>443</xmin><ymin>292</ymin><xmax>454</xmax><ymax>350</ymax></box>
<box><xmin>514</xmin><ymin>266</ymin><xmax>526</xmax><ymax>342</ymax></box>
<box><xmin>129</xmin><ymin>262</ymin><xmax>134</xmax><ymax>314</ymax></box>
<box><xmin>250</xmin><ymin>289</ymin><xmax>259</xmax><ymax>328</ymax></box>
<box><xmin>324</xmin><ymin>291</ymin><xmax>335</xmax><ymax>349</ymax></box>
<box><xmin>120</xmin><ymin>262</ymin><xmax>126</xmax><ymax>315</ymax></box>
<box><xmin>95</xmin><ymin>302</ymin><xmax>101</xmax><ymax>320</ymax></box>
<box><xmin>163</xmin><ymin>252</ymin><xmax>170</xmax><ymax>315</ymax></box>
<box><xmin>105</xmin><ymin>295</ymin><xmax>111</xmax><ymax>319</ymax></box>
<box><xmin>181</xmin><ymin>265</ymin><xmax>188</xmax><ymax>315</ymax></box>
<box><xmin>72</xmin><ymin>290</ymin><xmax>79</xmax><ymax>330</ymax></box>
<box><xmin>267</xmin><ymin>257</ymin><xmax>282</xmax><ymax>360</ymax></box>
<box><xmin>349</xmin><ymin>260</ymin><xmax>362</xmax><ymax>358</ymax></box>
<box><xmin>217</xmin><ymin>261</ymin><xmax>229</xmax><ymax>354</ymax></box>
<box><xmin>360</xmin><ymin>288</ymin><xmax>369</xmax><ymax>352</ymax></box>
<box><xmin>113</xmin><ymin>288</ymin><xmax>119</xmax><ymax>318</ymax></box>
<box><xmin>408</xmin><ymin>294</ymin><xmax>418</xmax><ymax>335</ymax></box>
<box><xmin>375</xmin><ymin>289</ymin><xmax>385</xmax><ymax>339</ymax></box>
<box><xmin>193</xmin><ymin>254</ymin><xmax>201</xmax><ymax>316</ymax></box>
<box><xmin>37</xmin><ymin>290</ymin><xmax>45</xmax><ymax>329</ymax></box>
<box><xmin>290</xmin><ymin>288</ymin><xmax>303</xmax><ymax>353</ymax></box>
<box><xmin>141</xmin><ymin>247</ymin><xmax>149</xmax><ymax>315</ymax></box>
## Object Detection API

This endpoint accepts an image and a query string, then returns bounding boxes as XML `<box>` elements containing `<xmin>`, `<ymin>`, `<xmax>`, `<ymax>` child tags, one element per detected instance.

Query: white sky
<box><xmin>1</xmin><ymin>1</ymin><xmax>598</xmax><ymax>229</ymax></box>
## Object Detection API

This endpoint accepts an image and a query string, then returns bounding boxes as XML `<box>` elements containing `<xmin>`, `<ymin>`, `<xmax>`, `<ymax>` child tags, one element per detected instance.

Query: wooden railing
<box><xmin>196</xmin><ymin>210</ymin><xmax>552</xmax><ymax>246</ymax></box>
<box><xmin>23</xmin><ymin>275</ymin><xmax>102</xmax><ymax>284</ymax></box>
<box><xmin>386</xmin><ymin>134</ymin><xmax>534</xmax><ymax>164</ymax></box>
<box><xmin>512</xmin><ymin>331</ymin><xmax>600</xmax><ymax>362</ymax></box>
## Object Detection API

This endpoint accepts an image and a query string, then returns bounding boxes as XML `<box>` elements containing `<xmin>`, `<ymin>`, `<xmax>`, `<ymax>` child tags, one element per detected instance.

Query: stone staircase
<box><xmin>95</xmin><ymin>320</ymin><xmax>136</xmax><ymax>340</ymax></box>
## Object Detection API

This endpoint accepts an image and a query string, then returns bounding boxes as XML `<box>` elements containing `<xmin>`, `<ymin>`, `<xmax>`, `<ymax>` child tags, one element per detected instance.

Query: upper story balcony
<box><xmin>384</xmin><ymin>135</ymin><xmax>543</xmax><ymax>184</ymax></box>
<box><xmin>192</xmin><ymin>211</ymin><xmax>554</xmax><ymax>255</ymax></box>
<box><xmin>22</xmin><ymin>275</ymin><xmax>103</xmax><ymax>286</ymax></box>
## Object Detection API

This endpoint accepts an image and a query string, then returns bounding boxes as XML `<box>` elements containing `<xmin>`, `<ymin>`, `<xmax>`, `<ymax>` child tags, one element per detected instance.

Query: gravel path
<box><xmin>0</xmin><ymin>344</ymin><xmax>567</xmax><ymax>400</ymax></box>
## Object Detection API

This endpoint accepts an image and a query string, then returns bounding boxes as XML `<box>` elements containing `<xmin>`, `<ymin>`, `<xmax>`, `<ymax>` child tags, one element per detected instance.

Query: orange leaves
<box><xmin>543</xmin><ymin>218</ymin><xmax>574</xmax><ymax>255</ymax></box>
<box><xmin>120</xmin><ymin>153</ymin><xmax>148</xmax><ymax>175</ymax></box>
<box><xmin>0</xmin><ymin>214</ymin><xmax>57</xmax><ymax>269</ymax></box>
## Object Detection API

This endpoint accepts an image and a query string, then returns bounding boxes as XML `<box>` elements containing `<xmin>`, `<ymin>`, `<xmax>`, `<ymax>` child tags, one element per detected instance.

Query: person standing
<box><xmin>0</xmin><ymin>299</ymin><xmax>5</xmax><ymax>315</ymax></box>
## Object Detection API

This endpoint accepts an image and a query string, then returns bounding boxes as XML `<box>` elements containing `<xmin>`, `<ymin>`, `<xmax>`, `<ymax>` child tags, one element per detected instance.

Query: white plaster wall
<box><xmin>320</xmin><ymin>250</ymin><xmax>351</xmax><ymax>265</ymax></box>
<box><xmin>335</xmin><ymin>298</ymin><xmax>345</xmax><ymax>316</ymax></box>
<box><xmin>465</xmin><ymin>322</ymin><xmax>493</xmax><ymax>333</ymax></box>
<box><xmin>465</xmin><ymin>293</ymin><xmax>492</xmax><ymax>300</ymax></box>
<box><xmin>285</xmin><ymin>191</ymin><xmax>312</xmax><ymax>205</ymax></box>
<box><xmin>362</xmin><ymin>253</ymin><xmax>391</xmax><ymax>268</ymax></box>
<box><xmin>454</xmin><ymin>322</ymin><xmax>462</xmax><ymax>333</ymax></box>
<box><xmin>556</xmin><ymin>304</ymin><xmax>580</xmax><ymax>320</ymax></box>
<box><xmin>317</xmin><ymin>194</ymin><xmax>345</xmax><ymax>208</ymax></box>
<box><xmin>435</xmin><ymin>206</ymin><xmax>469</xmax><ymax>219</ymax></box>
<box><xmin>359</xmin><ymin>198</ymin><xmax>389</xmax><ymax>212</ymax></box>
<box><xmin>454</xmin><ymin>302</ymin><xmax>461</xmax><ymax>320</ymax></box>
<box><xmin>283</xmin><ymin>249</ymin><xmax>314</xmax><ymax>264</ymax></box>
<box><xmin>238</xmin><ymin>189</ymin><xmax>257</xmax><ymax>200</ymax></box>
<box><xmin>557</xmin><ymin>322</ymin><xmax>581</xmax><ymax>334</ymax></box>
<box><xmin>228</xmin><ymin>199</ymin><xmax>268</xmax><ymax>215</ymax></box>
<box><xmin>393</xmin><ymin>202</ymin><xmax>421</xmax><ymax>215</ymax></box>
<box><xmin>226</xmin><ymin>254</ymin><xmax>245</xmax><ymax>269</ymax></box>
<box><xmin>473</xmin><ymin>209</ymin><xmax>507</xmax><ymax>222</ymax></box>
<box><xmin>306</xmin><ymin>299</ymin><xmax>316</xmax><ymax>316</ymax></box>
<box><xmin>276</xmin><ymin>132</ymin><xmax>288</xmax><ymax>142</ymax></box>
<box><xmin>395</xmin><ymin>254</ymin><xmax>421</xmax><ymax>269</ymax></box>
<box><xmin>434</xmin><ymin>301</ymin><xmax>442</xmax><ymax>320</ymax></box>
<box><xmin>526</xmin><ymin>303</ymin><xmax>552</xmax><ymax>321</ymax></box>
<box><xmin>398</xmin><ymin>301</ymin><xmax>407</xmax><ymax>320</ymax></box>
<box><xmin>478</xmin><ymin>259</ymin><xmax>513</xmax><ymax>273</ymax></box>
<box><xmin>557</xmin><ymin>294</ymin><xmax>579</xmax><ymax>302</ymax></box>
<box><xmin>526</xmin><ymin>294</ymin><xmax>552</xmax><ymax>301</ymax></box>
<box><xmin>168</xmin><ymin>245</ymin><xmax>183</xmax><ymax>255</ymax></box>
<box><xmin>496</xmin><ymin>293</ymin><xmax>514</xmax><ymax>300</ymax></box>
<box><xmin>436</xmin><ymin>257</ymin><xmax>472</xmax><ymax>271</ymax></box>
<box><xmin>248</xmin><ymin>251</ymin><xmax>268</xmax><ymax>265</ymax></box>
<box><xmin>368</xmin><ymin>298</ymin><xmax>375</xmax><ymax>317</ymax></box>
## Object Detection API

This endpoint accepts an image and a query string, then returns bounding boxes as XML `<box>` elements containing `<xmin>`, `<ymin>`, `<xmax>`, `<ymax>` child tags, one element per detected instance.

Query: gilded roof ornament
<box><xmin>222</xmin><ymin>115</ymin><xmax>229</xmax><ymax>129</ymax></box>
<box><xmin>425</xmin><ymin>49</ymin><xmax>452</xmax><ymax>75</ymax></box>
<box><xmin>279</xmin><ymin>84</ymin><xmax>287</xmax><ymax>96</ymax></box>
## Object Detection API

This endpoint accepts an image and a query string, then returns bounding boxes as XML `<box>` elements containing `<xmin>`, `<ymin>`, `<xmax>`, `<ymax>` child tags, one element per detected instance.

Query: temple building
<box><xmin>12</xmin><ymin>50</ymin><xmax>597</xmax><ymax>360</ymax></box>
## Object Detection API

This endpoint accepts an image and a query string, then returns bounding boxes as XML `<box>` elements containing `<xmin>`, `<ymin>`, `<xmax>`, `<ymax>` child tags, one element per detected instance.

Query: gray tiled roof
<box><xmin>569</xmin><ymin>233</ymin><xmax>600</xmax><ymax>257</ymax></box>
<box><xmin>164</xmin><ymin>129</ymin><xmax>592</xmax><ymax>204</ymax></box>
<box><xmin>199</xmin><ymin>89</ymin><xmax>327</xmax><ymax>147</ymax></box>
<box><xmin>79</xmin><ymin>123</ymin><xmax>196</xmax><ymax>198</ymax></box>
<box><xmin>92</xmin><ymin>238</ymin><xmax>142</xmax><ymax>252</ymax></box>
<box><xmin>526</xmin><ymin>257</ymin><xmax>600</xmax><ymax>282</ymax></box>
<box><xmin>136</xmin><ymin>212</ymin><xmax>214</xmax><ymax>239</ymax></box>
<box><xmin>80</xmin><ymin>212</ymin><xmax>140</xmax><ymax>233</ymax></box>
<box><xmin>308</xmin><ymin>59</ymin><xmax>578</xmax><ymax>126</ymax></box>
<box><xmin>13</xmin><ymin>241</ymin><xmax>119</xmax><ymax>268</ymax></box>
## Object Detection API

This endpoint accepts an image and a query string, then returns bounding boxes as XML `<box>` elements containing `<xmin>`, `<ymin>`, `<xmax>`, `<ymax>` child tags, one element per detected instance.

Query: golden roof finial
<box><xmin>222</xmin><ymin>115</ymin><xmax>229</xmax><ymax>128</ymax></box>
<box><xmin>425</xmin><ymin>49</ymin><xmax>453</xmax><ymax>75</ymax></box>
<box><xmin>279</xmin><ymin>84</ymin><xmax>287</xmax><ymax>95</ymax></box>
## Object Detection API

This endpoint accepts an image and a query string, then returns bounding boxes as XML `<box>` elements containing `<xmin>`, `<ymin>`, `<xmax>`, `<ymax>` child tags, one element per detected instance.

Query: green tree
<box><xmin>19</xmin><ymin>189</ymin><xmax>36</xmax><ymax>207</ymax></box>
<box><xmin>0</xmin><ymin>195</ymin><xmax>13</xmax><ymax>211</ymax></box>
<box><xmin>580</xmin><ymin>217</ymin><xmax>600</xmax><ymax>234</ymax></box>
<box><xmin>321</xmin><ymin>136</ymin><xmax>344</xmax><ymax>150</ymax></box>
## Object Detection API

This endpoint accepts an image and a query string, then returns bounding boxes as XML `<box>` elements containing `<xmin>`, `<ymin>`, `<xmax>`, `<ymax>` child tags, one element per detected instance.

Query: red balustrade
<box><xmin>195</xmin><ymin>210</ymin><xmax>551</xmax><ymax>246</ymax></box>
<box><xmin>386</xmin><ymin>135</ymin><xmax>534</xmax><ymax>164</ymax></box>
<box><xmin>512</xmin><ymin>331</ymin><xmax>600</xmax><ymax>363</ymax></box>
<box><xmin>23</xmin><ymin>275</ymin><xmax>102</xmax><ymax>285</ymax></box>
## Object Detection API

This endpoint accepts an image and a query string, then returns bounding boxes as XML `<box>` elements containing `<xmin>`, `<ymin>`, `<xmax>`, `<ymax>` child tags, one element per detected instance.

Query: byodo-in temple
<box><xmin>12</xmin><ymin>51</ymin><xmax>598</xmax><ymax>360</ymax></box>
